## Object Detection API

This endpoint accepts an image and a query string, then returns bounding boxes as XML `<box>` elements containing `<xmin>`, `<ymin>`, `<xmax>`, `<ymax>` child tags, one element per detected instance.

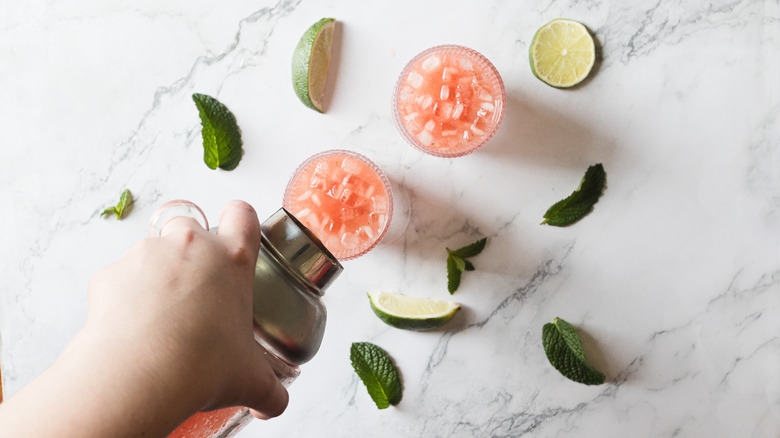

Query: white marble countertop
<box><xmin>2</xmin><ymin>1</ymin><xmax>779</xmax><ymax>436</ymax></box>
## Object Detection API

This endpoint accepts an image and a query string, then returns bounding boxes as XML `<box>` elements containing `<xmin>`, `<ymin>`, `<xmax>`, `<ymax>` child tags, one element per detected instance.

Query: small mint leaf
<box><xmin>116</xmin><ymin>189</ymin><xmax>132</xmax><ymax>215</ymax></box>
<box><xmin>445</xmin><ymin>237</ymin><xmax>486</xmax><ymax>294</ymax></box>
<box><xmin>542</xmin><ymin>164</ymin><xmax>606</xmax><ymax>226</ymax></box>
<box><xmin>192</xmin><ymin>93</ymin><xmax>243</xmax><ymax>171</ymax></box>
<box><xmin>451</xmin><ymin>254</ymin><xmax>466</xmax><ymax>272</ymax></box>
<box><xmin>101</xmin><ymin>207</ymin><xmax>118</xmax><ymax>219</ymax></box>
<box><xmin>101</xmin><ymin>189</ymin><xmax>133</xmax><ymax>220</ymax></box>
<box><xmin>350</xmin><ymin>342</ymin><xmax>403</xmax><ymax>409</ymax></box>
<box><xmin>449</xmin><ymin>237</ymin><xmax>487</xmax><ymax>258</ymax></box>
<box><xmin>542</xmin><ymin>317</ymin><xmax>605</xmax><ymax>385</ymax></box>
<box><xmin>447</xmin><ymin>255</ymin><xmax>462</xmax><ymax>294</ymax></box>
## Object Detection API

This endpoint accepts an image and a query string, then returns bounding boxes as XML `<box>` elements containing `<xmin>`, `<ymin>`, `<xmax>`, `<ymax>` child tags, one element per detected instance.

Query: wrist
<box><xmin>0</xmin><ymin>327</ymin><xmax>205</xmax><ymax>438</ymax></box>
<box><xmin>62</xmin><ymin>327</ymin><xmax>205</xmax><ymax>435</ymax></box>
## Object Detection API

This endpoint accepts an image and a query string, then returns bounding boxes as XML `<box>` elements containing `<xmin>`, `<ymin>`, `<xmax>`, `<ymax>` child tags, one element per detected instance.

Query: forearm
<box><xmin>0</xmin><ymin>329</ymin><xmax>198</xmax><ymax>438</ymax></box>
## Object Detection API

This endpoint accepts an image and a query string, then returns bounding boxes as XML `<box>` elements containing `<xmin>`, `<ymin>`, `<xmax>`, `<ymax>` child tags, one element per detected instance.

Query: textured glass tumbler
<box><xmin>282</xmin><ymin>150</ymin><xmax>394</xmax><ymax>261</ymax></box>
<box><xmin>393</xmin><ymin>45</ymin><xmax>506</xmax><ymax>158</ymax></box>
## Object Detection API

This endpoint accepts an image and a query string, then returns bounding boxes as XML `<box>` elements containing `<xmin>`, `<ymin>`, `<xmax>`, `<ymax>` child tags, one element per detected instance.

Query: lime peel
<box><xmin>292</xmin><ymin>17</ymin><xmax>335</xmax><ymax>112</ymax></box>
<box><xmin>368</xmin><ymin>291</ymin><xmax>461</xmax><ymax>331</ymax></box>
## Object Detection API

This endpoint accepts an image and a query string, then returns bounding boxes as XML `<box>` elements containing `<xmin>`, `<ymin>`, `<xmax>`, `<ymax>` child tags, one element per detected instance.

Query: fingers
<box><xmin>218</xmin><ymin>202</ymin><xmax>284</xmax><ymax>418</ymax></box>
<box><xmin>149</xmin><ymin>200</ymin><xmax>209</xmax><ymax>237</ymax></box>
<box><xmin>216</xmin><ymin>200</ymin><xmax>262</xmax><ymax>259</ymax></box>
<box><xmin>243</xmin><ymin>345</ymin><xmax>289</xmax><ymax>420</ymax></box>
<box><xmin>159</xmin><ymin>216</ymin><xmax>205</xmax><ymax>237</ymax></box>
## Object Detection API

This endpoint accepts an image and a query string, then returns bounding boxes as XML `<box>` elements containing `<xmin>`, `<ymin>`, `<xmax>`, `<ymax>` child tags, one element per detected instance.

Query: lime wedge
<box><xmin>292</xmin><ymin>17</ymin><xmax>335</xmax><ymax>112</ymax></box>
<box><xmin>368</xmin><ymin>291</ymin><xmax>461</xmax><ymax>331</ymax></box>
<box><xmin>529</xmin><ymin>19</ymin><xmax>595</xmax><ymax>88</ymax></box>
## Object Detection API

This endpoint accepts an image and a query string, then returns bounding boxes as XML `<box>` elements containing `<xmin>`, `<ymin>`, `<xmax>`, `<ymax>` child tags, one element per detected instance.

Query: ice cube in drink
<box><xmin>393</xmin><ymin>45</ymin><xmax>506</xmax><ymax>157</ymax></box>
<box><xmin>283</xmin><ymin>150</ymin><xmax>393</xmax><ymax>260</ymax></box>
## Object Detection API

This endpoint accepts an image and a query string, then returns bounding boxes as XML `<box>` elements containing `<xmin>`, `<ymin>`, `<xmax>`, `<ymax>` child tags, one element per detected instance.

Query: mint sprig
<box><xmin>100</xmin><ymin>189</ymin><xmax>133</xmax><ymax>220</ymax></box>
<box><xmin>192</xmin><ymin>93</ymin><xmax>243</xmax><ymax>171</ymax></box>
<box><xmin>542</xmin><ymin>317</ymin><xmax>605</xmax><ymax>385</ymax></box>
<box><xmin>350</xmin><ymin>342</ymin><xmax>403</xmax><ymax>409</ymax></box>
<box><xmin>446</xmin><ymin>237</ymin><xmax>487</xmax><ymax>294</ymax></box>
<box><xmin>542</xmin><ymin>163</ymin><xmax>606</xmax><ymax>226</ymax></box>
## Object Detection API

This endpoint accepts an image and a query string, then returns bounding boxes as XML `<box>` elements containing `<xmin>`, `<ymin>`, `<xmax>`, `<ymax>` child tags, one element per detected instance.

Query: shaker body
<box><xmin>252</xmin><ymin>247</ymin><xmax>327</xmax><ymax>366</ymax></box>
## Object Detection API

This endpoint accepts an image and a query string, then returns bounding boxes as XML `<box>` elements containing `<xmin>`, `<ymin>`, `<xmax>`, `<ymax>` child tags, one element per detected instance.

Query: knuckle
<box><xmin>229</xmin><ymin>243</ymin><xmax>256</xmax><ymax>266</ymax></box>
<box><xmin>179</xmin><ymin>228</ymin><xmax>198</xmax><ymax>245</ymax></box>
<box><xmin>166</xmin><ymin>227</ymin><xmax>199</xmax><ymax>248</ymax></box>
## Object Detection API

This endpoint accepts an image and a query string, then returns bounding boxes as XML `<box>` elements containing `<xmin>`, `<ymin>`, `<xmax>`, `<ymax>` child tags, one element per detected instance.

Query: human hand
<box><xmin>87</xmin><ymin>200</ymin><xmax>288</xmax><ymax>422</ymax></box>
<box><xmin>0</xmin><ymin>202</ymin><xmax>278</xmax><ymax>438</ymax></box>
<box><xmin>0</xmin><ymin>201</ymin><xmax>288</xmax><ymax>437</ymax></box>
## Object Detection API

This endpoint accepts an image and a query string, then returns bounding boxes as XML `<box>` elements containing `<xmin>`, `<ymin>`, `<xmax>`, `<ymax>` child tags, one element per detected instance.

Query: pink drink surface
<box><xmin>395</xmin><ymin>46</ymin><xmax>504</xmax><ymax>157</ymax></box>
<box><xmin>284</xmin><ymin>151</ymin><xmax>391</xmax><ymax>260</ymax></box>
<box><xmin>168</xmin><ymin>407</ymin><xmax>249</xmax><ymax>438</ymax></box>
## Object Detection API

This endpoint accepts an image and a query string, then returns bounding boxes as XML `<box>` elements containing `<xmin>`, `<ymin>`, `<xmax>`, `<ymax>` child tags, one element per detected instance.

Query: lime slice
<box><xmin>529</xmin><ymin>18</ymin><xmax>595</xmax><ymax>88</ymax></box>
<box><xmin>292</xmin><ymin>17</ymin><xmax>335</xmax><ymax>112</ymax></box>
<box><xmin>368</xmin><ymin>291</ymin><xmax>461</xmax><ymax>331</ymax></box>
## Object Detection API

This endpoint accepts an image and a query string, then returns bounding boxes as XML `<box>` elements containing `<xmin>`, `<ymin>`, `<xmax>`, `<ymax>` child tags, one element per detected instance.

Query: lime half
<box><xmin>292</xmin><ymin>17</ymin><xmax>335</xmax><ymax>112</ymax></box>
<box><xmin>529</xmin><ymin>19</ymin><xmax>595</xmax><ymax>88</ymax></box>
<box><xmin>368</xmin><ymin>291</ymin><xmax>461</xmax><ymax>331</ymax></box>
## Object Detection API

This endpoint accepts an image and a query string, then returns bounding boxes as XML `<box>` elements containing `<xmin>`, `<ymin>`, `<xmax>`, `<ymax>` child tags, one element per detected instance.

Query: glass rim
<box><xmin>148</xmin><ymin>200</ymin><xmax>210</xmax><ymax>237</ymax></box>
<box><xmin>392</xmin><ymin>44</ymin><xmax>507</xmax><ymax>158</ymax></box>
<box><xmin>282</xmin><ymin>149</ymin><xmax>394</xmax><ymax>261</ymax></box>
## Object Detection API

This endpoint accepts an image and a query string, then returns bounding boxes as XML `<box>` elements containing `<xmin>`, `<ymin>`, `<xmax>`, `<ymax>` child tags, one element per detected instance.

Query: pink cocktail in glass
<box><xmin>393</xmin><ymin>45</ymin><xmax>506</xmax><ymax>158</ymax></box>
<box><xmin>283</xmin><ymin>150</ymin><xmax>393</xmax><ymax>260</ymax></box>
<box><xmin>168</xmin><ymin>407</ymin><xmax>250</xmax><ymax>438</ymax></box>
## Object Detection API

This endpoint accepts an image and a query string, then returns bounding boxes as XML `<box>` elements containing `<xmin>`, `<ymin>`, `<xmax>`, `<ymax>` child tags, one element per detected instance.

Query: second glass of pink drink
<box><xmin>283</xmin><ymin>150</ymin><xmax>393</xmax><ymax>261</ymax></box>
<box><xmin>393</xmin><ymin>45</ymin><xmax>506</xmax><ymax>158</ymax></box>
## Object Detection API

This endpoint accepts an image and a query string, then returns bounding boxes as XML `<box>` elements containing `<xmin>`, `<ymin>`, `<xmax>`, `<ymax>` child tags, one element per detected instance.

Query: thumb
<box><xmin>241</xmin><ymin>345</ymin><xmax>290</xmax><ymax>420</ymax></box>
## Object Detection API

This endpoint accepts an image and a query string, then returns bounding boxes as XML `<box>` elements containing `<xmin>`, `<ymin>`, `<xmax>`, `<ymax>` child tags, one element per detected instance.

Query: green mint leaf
<box><xmin>100</xmin><ymin>189</ymin><xmax>133</xmax><ymax>220</ymax></box>
<box><xmin>101</xmin><ymin>207</ymin><xmax>119</xmax><ymax>219</ymax></box>
<box><xmin>542</xmin><ymin>164</ymin><xmax>606</xmax><ymax>226</ymax></box>
<box><xmin>446</xmin><ymin>255</ymin><xmax>462</xmax><ymax>294</ymax></box>
<box><xmin>192</xmin><ymin>93</ymin><xmax>243</xmax><ymax>171</ymax></box>
<box><xmin>542</xmin><ymin>317</ymin><xmax>605</xmax><ymax>385</ymax></box>
<box><xmin>350</xmin><ymin>342</ymin><xmax>403</xmax><ymax>409</ymax></box>
<box><xmin>451</xmin><ymin>254</ymin><xmax>466</xmax><ymax>272</ymax></box>
<box><xmin>449</xmin><ymin>237</ymin><xmax>487</xmax><ymax>258</ymax></box>
<box><xmin>445</xmin><ymin>237</ymin><xmax>486</xmax><ymax>294</ymax></box>
<box><xmin>116</xmin><ymin>189</ymin><xmax>131</xmax><ymax>213</ymax></box>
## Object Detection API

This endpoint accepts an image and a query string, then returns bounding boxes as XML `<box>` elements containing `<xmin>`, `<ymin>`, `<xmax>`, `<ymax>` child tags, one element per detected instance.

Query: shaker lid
<box><xmin>261</xmin><ymin>208</ymin><xmax>343</xmax><ymax>294</ymax></box>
